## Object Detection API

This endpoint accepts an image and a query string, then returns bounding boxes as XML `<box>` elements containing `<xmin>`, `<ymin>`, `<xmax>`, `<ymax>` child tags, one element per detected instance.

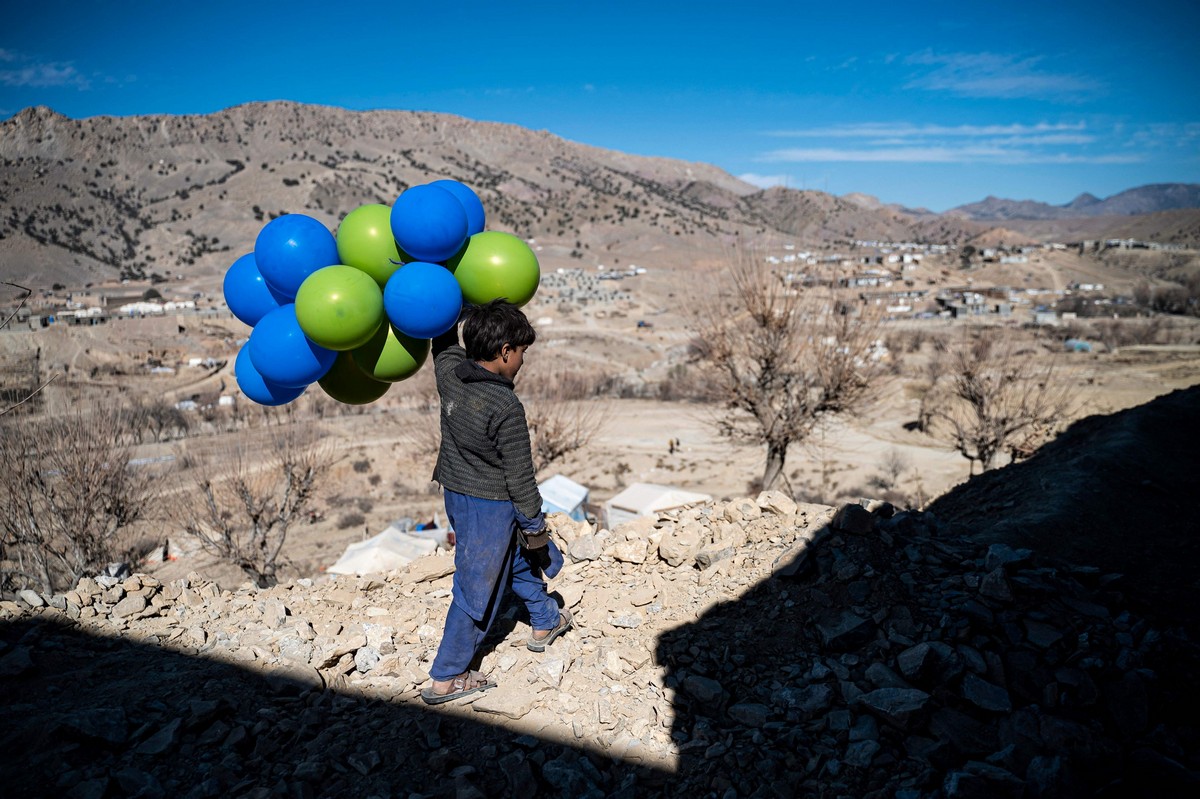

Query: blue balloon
<box><xmin>235</xmin><ymin>345</ymin><xmax>306</xmax><ymax>406</ymax></box>
<box><xmin>430</xmin><ymin>179</ymin><xmax>486</xmax><ymax>236</ymax></box>
<box><xmin>254</xmin><ymin>214</ymin><xmax>339</xmax><ymax>299</ymax></box>
<box><xmin>384</xmin><ymin>262</ymin><xmax>463</xmax><ymax>339</ymax></box>
<box><xmin>248</xmin><ymin>305</ymin><xmax>337</xmax><ymax>388</ymax></box>
<box><xmin>390</xmin><ymin>184</ymin><xmax>469</xmax><ymax>263</ymax></box>
<box><xmin>223</xmin><ymin>253</ymin><xmax>288</xmax><ymax>327</ymax></box>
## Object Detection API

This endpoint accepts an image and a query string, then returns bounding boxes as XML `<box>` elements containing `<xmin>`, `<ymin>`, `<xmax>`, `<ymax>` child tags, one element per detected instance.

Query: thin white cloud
<box><xmin>0</xmin><ymin>49</ymin><xmax>17</xmax><ymax>62</ymax></box>
<box><xmin>0</xmin><ymin>59</ymin><xmax>90</xmax><ymax>90</ymax></box>
<box><xmin>904</xmin><ymin>51</ymin><xmax>1103</xmax><ymax>100</ymax></box>
<box><xmin>738</xmin><ymin>173</ymin><xmax>792</xmax><ymax>188</ymax></box>
<box><xmin>760</xmin><ymin>146</ymin><xmax>1141</xmax><ymax>165</ymax></box>
<box><xmin>752</xmin><ymin>118</ymin><xmax>1186</xmax><ymax>166</ymax></box>
<box><xmin>768</xmin><ymin>122</ymin><xmax>1088</xmax><ymax>138</ymax></box>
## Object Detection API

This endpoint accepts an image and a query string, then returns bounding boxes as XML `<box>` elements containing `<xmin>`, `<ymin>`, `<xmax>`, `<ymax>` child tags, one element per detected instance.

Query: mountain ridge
<box><xmin>948</xmin><ymin>183</ymin><xmax>1200</xmax><ymax>221</ymax></box>
<box><xmin>1</xmin><ymin>102</ymin><xmax>1196</xmax><ymax>289</ymax></box>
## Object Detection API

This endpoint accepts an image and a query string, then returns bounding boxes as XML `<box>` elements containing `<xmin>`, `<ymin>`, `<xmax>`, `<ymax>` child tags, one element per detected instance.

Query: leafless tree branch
<box><xmin>687</xmin><ymin>247</ymin><xmax>885</xmax><ymax>492</ymax></box>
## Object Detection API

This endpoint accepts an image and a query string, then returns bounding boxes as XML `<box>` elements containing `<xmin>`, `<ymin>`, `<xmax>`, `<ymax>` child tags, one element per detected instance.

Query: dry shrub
<box><xmin>0</xmin><ymin>403</ymin><xmax>163</xmax><ymax>593</ymax></box>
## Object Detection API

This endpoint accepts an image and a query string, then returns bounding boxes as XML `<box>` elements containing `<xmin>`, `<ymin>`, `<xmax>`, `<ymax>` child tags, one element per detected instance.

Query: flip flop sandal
<box><xmin>420</xmin><ymin>670</ymin><xmax>496</xmax><ymax>705</ymax></box>
<box><xmin>527</xmin><ymin>607</ymin><xmax>574</xmax><ymax>652</ymax></box>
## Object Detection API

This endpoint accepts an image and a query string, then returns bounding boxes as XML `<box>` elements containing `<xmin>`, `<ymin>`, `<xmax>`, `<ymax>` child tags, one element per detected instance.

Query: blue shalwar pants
<box><xmin>429</xmin><ymin>490</ymin><xmax>560</xmax><ymax>681</ymax></box>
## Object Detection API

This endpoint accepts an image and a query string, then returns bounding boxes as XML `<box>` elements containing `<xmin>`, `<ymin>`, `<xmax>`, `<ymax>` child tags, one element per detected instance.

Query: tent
<box><xmin>604</xmin><ymin>482</ymin><xmax>712</xmax><ymax>528</ymax></box>
<box><xmin>326</xmin><ymin>522</ymin><xmax>450</xmax><ymax>575</ymax></box>
<box><xmin>540</xmin><ymin>474</ymin><xmax>590</xmax><ymax>521</ymax></box>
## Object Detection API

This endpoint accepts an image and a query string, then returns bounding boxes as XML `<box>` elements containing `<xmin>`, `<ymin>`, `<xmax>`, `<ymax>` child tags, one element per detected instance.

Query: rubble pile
<box><xmin>2</xmin><ymin>491</ymin><xmax>1198</xmax><ymax>798</ymax></box>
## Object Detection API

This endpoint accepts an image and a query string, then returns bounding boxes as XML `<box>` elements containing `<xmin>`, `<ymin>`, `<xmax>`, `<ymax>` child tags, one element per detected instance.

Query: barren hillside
<box><xmin>0</xmin><ymin>103</ymin><xmax>1009</xmax><ymax>288</ymax></box>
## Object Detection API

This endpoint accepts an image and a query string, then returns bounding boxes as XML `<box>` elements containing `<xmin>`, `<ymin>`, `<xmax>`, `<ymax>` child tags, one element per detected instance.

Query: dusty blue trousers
<box><xmin>429</xmin><ymin>490</ymin><xmax>559</xmax><ymax>681</ymax></box>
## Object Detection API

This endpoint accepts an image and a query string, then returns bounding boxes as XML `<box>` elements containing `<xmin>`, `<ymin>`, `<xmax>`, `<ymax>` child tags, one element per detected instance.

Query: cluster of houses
<box><xmin>759</xmin><ymin>239</ymin><xmax>1128</xmax><ymax>327</ymax></box>
<box><xmin>5</xmin><ymin>283</ymin><xmax>200</xmax><ymax>329</ymax></box>
<box><xmin>540</xmin><ymin>267</ymin><xmax>636</xmax><ymax>306</ymax></box>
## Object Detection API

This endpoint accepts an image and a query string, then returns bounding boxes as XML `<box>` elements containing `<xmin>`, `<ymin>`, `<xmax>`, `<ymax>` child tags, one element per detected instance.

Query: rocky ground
<box><xmin>3</xmin><ymin>487</ymin><xmax>1199</xmax><ymax>798</ymax></box>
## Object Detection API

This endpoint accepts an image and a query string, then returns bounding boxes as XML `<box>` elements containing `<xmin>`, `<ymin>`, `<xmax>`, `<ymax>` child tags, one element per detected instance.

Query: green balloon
<box><xmin>446</xmin><ymin>231</ymin><xmax>540</xmax><ymax>307</ymax></box>
<box><xmin>295</xmin><ymin>265</ymin><xmax>384</xmax><ymax>351</ymax></box>
<box><xmin>352</xmin><ymin>322</ymin><xmax>430</xmax><ymax>382</ymax></box>
<box><xmin>318</xmin><ymin>351</ymin><xmax>391</xmax><ymax>405</ymax></box>
<box><xmin>336</xmin><ymin>204</ymin><xmax>402</xmax><ymax>287</ymax></box>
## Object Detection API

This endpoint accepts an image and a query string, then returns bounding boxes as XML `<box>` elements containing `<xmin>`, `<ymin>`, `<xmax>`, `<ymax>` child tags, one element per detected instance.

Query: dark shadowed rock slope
<box><xmin>929</xmin><ymin>385</ymin><xmax>1200</xmax><ymax>636</ymax></box>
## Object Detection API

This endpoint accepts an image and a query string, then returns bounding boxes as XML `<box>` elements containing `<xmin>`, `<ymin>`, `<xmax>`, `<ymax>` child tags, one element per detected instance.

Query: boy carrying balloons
<box><xmin>421</xmin><ymin>299</ymin><xmax>573</xmax><ymax>704</ymax></box>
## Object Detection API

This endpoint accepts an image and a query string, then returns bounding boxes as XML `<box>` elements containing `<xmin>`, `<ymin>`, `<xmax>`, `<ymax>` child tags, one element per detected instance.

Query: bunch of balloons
<box><xmin>223</xmin><ymin>179</ymin><xmax>542</xmax><ymax>406</ymax></box>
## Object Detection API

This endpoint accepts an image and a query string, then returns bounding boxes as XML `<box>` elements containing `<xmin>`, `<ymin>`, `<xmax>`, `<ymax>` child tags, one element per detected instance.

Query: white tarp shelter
<box><xmin>327</xmin><ymin>523</ymin><xmax>450</xmax><ymax>575</ymax></box>
<box><xmin>540</xmin><ymin>474</ymin><xmax>590</xmax><ymax>521</ymax></box>
<box><xmin>604</xmin><ymin>482</ymin><xmax>712</xmax><ymax>528</ymax></box>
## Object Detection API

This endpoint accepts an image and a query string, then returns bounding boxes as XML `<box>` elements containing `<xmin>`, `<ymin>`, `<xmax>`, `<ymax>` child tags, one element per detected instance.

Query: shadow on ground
<box><xmin>0</xmin><ymin>616</ymin><xmax>671</xmax><ymax>798</ymax></box>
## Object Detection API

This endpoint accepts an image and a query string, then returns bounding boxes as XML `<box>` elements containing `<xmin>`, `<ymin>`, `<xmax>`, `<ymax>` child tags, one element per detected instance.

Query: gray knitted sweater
<box><xmin>431</xmin><ymin>345</ymin><xmax>542</xmax><ymax>519</ymax></box>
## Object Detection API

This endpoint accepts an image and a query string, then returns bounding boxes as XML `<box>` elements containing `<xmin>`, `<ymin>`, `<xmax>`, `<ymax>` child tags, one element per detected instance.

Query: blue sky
<box><xmin>2</xmin><ymin>0</ymin><xmax>1197</xmax><ymax>211</ymax></box>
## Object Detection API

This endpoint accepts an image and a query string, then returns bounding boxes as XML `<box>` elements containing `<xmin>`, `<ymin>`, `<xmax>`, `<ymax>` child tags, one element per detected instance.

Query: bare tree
<box><xmin>174</xmin><ymin>429</ymin><xmax>331</xmax><ymax>587</ymax></box>
<box><xmin>929</xmin><ymin>329</ymin><xmax>1077</xmax><ymax>475</ymax></box>
<box><xmin>688</xmin><ymin>248</ymin><xmax>884</xmax><ymax>492</ymax></box>
<box><xmin>525</xmin><ymin>394</ymin><xmax>611</xmax><ymax>474</ymax></box>
<box><xmin>0</xmin><ymin>404</ymin><xmax>161</xmax><ymax>593</ymax></box>
<box><xmin>1</xmin><ymin>283</ymin><xmax>60</xmax><ymax>416</ymax></box>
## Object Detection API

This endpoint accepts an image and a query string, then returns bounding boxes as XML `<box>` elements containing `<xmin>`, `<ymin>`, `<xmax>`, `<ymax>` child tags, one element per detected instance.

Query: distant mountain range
<box><xmin>946</xmin><ymin>183</ymin><xmax>1200</xmax><ymax>221</ymax></box>
<box><xmin>0</xmin><ymin>102</ymin><xmax>1196</xmax><ymax>289</ymax></box>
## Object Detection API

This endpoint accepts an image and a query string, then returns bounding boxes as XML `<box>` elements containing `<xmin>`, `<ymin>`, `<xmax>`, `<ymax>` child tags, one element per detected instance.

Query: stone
<box><xmin>728</xmin><ymin>703</ymin><xmax>770</xmax><ymax>727</ymax></box>
<box><xmin>855</xmin><ymin>688</ymin><xmax>930</xmax><ymax>729</ymax></box>
<box><xmin>264</xmin><ymin>661</ymin><xmax>324</xmax><ymax>695</ymax></box>
<box><xmin>111</xmin><ymin>595</ymin><xmax>148</xmax><ymax>618</ymax></box>
<box><xmin>794</xmin><ymin>684</ymin><xmax>836</xmax><ymax>717</ymax></box>
<box><xmin>1023</xmin><ymin>620</ymin><xmax>1064</xmax><ymax>649</ymax></box>
<box><xmin>609</xmin><ymin>612</ymin><xmax>643</xmax><ymax>629</ymax></box>
<box><xmin>627</xmin><ymin>586</ymin><xmax>657</xmax><ymax>607</ymax></box>
<box><xmin>865</xmin><ymin>662</ymin><xmax>909</xmax><ymax>690</ymax></box>
<box><xmin>832</xmin><ymin>503</ymin><xmax>875</xmax><ymax>535</ymax></box>
<box><xmin>536</xmin><ymin>657</ymin><xmax>566</xmax><ymax>688</ymax></box>
<box><xmin>943</xmin><ymin>761</ymin><xmax>1024</xmax><ymax>799</ymax></box>
<box><xmin>135</xmin><ymin>718</ymin><xmax>182</xmax><ymax>756</ymax></box>
<box><xmin>816</xmin><ymin>610</ymin><xmax>875</xmax><ymax>650</ymax></box>
<box><xmin>61</xmin><ymin>708</ymin><xmax>128</xmax><ymax>745</ymax></box>
<box><xmin>756</xmin><ymin>490</ymin><xmax>798</xmax><ymax>517</ymax></box>
<box><xmin>929</xmin><ymin>707</ymin><xmax>998</xmax><ymax>756</ymax></box>
<box><xmin>17</xmin><ymin>589</ymin><xmax>44</xmax><ymax>608</ymax></box>
<box><xmin>568</xmin><ymin>534</ymin><xmax>603</xmax><ymax>562</ymax></box>
<box><xmin>403</xmin><ymin>556</ymin><xmax>455</xmax><ymax>583</ymax></box>
<box><xmin>354</xmin><ymin>646</ymin><xmax>381</xmax><ymax>673</ymax></box>
<box><xmin>683</xmin><ymin>675</ymin><xmax>724</xmax><ymax>704</ymax></box>
<box><xmin>694</xmin><ymin>546</ymin><xmax>733</xmax><ymax>569</ymax></box>
<box><xmin>0</xmin><ymin>646</ymin><xmax>33</xmax><ymax>678</ymax></box>
<box><xmin>848</xmin><ymin>714</ymin><xmax>879</xmax><ymax>742</ymax></box>
<box><xmin>278</xmin><ymin>636</ymin><xmax>314</xmax><ymax>664</ymax></box>
<box><xmin>610</xmin><ymin>539</ymin><xmax>647</xmax><ymax>564</ymax></box>
<box><xmin>113</xmin><ymin>768</ymin><xmax>162</xmax><ymax>798</ymax></box>
<box><xmin>984</xmin><ymin>544</ymin><xmax>1029</xmax><ymax>571</ymax></box>
<box><xmin>962</xmin><ymin>673</ymin><xmax>1013</xmax><ymax>713</ymax></box>
<box><xmin>347</xmin><ymin>750</ymin><xmax>381</xmax><ymax>775</ymax></box>
<box><xmin>844</xmin><ymin>740</ymin><xmax>881</xmax><ymax>768</ymax></box>
<box><xmin>658</xmin><ymin>524</ymin><xmax>703</xmax><ymax>567</ymax></box>
<box><xmin>979</xmin><ymin>568</ymin><xmax>1013</xmax><ymax>602</ymax></box>
<box><xmin>262</xmin><ymin>600</ymin><xmax>287</xmax><ymax>628</ymax></box>
<box><xmin>473</xmin><ymin>690</ymin><xmax>535</xmax><ymax>720</ymax></box>
<box><xmin>724</xmin><ymin>497</ymin><xmax>762</xmax><ymax>523</ymax></box>
<box><xmin>363</xmin><ymin>623</ymin><xmax>395</xmax><ymax>651</ymax></box>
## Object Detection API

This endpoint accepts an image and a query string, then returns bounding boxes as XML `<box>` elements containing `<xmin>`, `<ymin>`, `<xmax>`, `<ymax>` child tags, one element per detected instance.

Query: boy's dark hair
<box><xmin>462</xmin><ymin>299</ymin><xmax>536</xmax><ymax>361</ymax></box>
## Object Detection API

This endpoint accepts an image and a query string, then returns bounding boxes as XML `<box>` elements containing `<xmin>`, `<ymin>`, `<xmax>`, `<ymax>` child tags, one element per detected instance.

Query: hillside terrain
<box><xmin>4</xmin><ymin>103</ymin><xmax>1200</xmax><ymax>291</ymax></box>
<box><xmin>3</xmin><ymin>384</ymin><xmax>1199</xmax><ymax>796</ymax></box>
<box><xmin>3</xmin><ymin>100</ymin><xmax>1200</xmax><ymax>798</ymax></box>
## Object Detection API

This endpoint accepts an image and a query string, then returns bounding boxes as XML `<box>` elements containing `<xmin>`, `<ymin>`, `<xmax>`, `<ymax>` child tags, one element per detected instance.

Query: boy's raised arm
<box><xmin>431</xmin><ymin>320</ymin><xmax>460</xmax><ymax>357</ymax></box>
